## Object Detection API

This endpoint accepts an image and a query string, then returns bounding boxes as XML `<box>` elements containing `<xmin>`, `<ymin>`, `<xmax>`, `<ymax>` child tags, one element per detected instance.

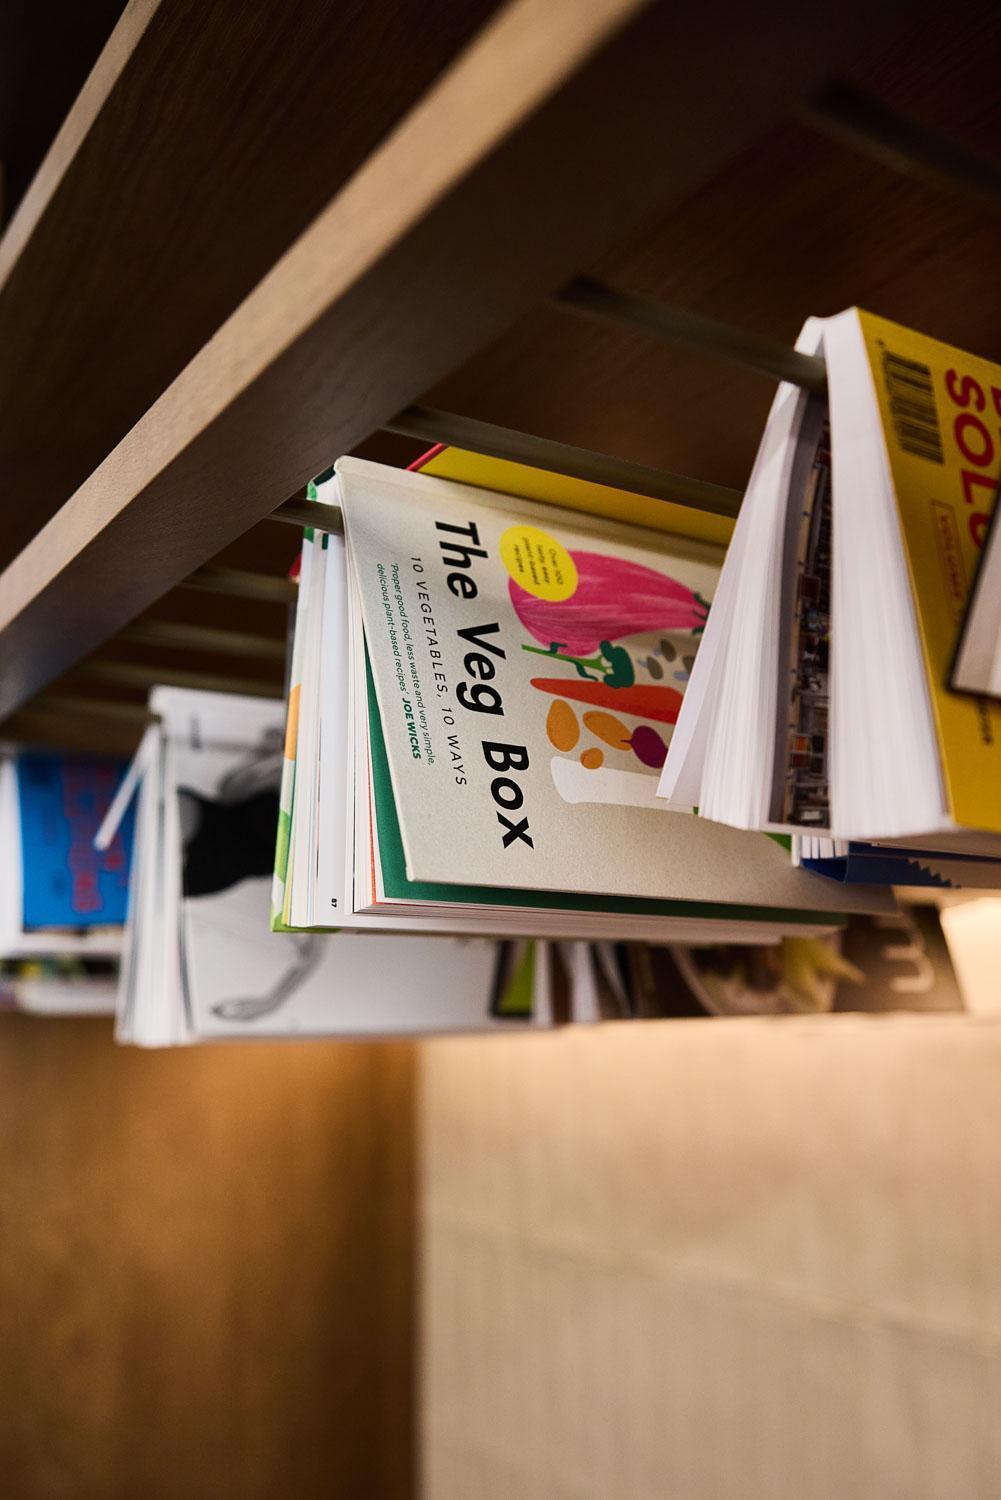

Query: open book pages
<box><xmin>659</xmin><ymin>308</ymin><xmax>1001</xmax><ymax>864</ymax></box>
<box><xmin>275</xmin><ymin>455</ymin><xmax>888</xmax><ymax>939</ymax></box>
<box><xmin>103</xmin><ymin>688</ymin><xmax>549</xmax><ymax>1047</ymax></box>
<box><xmin>0</xmin><ymin>753</ymin><xmax>128</xmax><ymax>960</ymax></box>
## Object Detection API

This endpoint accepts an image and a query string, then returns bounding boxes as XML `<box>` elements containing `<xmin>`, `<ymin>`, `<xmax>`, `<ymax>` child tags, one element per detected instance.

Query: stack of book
<box><xmin>274</xmin><ymin>450</ymin><xmax>882</xmax><ymax>944</ymax></box>
<box><xmin>93</xmin><ymin>323</ymin><xmax>1001</xmax><ymax>1042</ymax></box>
<box><xmin>102</xmin><ymin>687</ymin><xmax>969</xmax><ymax>1040</ymax></box>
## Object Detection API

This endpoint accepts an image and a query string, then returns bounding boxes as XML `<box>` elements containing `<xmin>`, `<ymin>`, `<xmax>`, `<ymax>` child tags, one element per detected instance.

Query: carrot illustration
<box><xmin>530</xmin><ymin>677</ymin><xmax>682</xmax><ymax>724</ymax></box>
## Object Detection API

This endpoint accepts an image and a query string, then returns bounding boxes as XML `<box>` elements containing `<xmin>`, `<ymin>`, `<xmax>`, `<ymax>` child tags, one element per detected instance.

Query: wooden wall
<box><xmin>421</xmin><ymin>1017</ymin><xmax>1001</xmax><ymax>1500</ymax></box>
<box><xmin>0</xmin><ymin>1016</ymin><xmax>414</xmax><ymax>1499</ymax></box>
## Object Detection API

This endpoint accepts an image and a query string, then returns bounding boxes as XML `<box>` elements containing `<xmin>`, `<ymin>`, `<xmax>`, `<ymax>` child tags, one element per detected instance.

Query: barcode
<box><xmin>881</xmin><ymin>349</ymin><xmax>944</xmax><ymax>464</ymax></box>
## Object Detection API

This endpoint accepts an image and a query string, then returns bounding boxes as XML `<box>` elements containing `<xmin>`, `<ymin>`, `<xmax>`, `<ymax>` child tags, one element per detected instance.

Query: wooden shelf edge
<box><xmin>0</xmin><ymin>0</ymin><xmax>162</xmax><ymax>292</ymax></box>
<box><xmin>0</xmin><ymin>0</ymin><xmax>935</xmax><ymax>723</ymax></box>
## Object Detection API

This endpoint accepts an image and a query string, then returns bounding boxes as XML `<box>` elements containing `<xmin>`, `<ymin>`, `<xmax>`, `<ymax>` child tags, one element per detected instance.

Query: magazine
<box><xmin>275</xmin><ymin>456</ymin><xmax>888</xmax><ymax>941</ymax></box>
<box><xmin>101</xmin><ymin>689</ymin><xmax>547</xmax><ymax>1046</ymax></box>
<box><xmin>659</xmin><ymin>308</ymin><xmax>1001</xmax><ymax>864</ymax></box>
<box><xmin>0</xmin><ymin>753</ymin><xmax>129</xmax><ymax>959</ymax></box>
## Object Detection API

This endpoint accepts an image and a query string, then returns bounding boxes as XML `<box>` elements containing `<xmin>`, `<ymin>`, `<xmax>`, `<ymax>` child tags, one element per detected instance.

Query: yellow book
<box><xmin>660</xmin><ymin>307</ymin><xmax>1001</xmax><ymax>852</ymax></box>
<box><xmin>414</xmin><ymin>445</ymin><xmax>735</xmax><ymax>550</ymax></box>
<box><xmin>855</xmin><ymin>310</ymin><xmax>1001</xmax><ymax>832</ymax></box>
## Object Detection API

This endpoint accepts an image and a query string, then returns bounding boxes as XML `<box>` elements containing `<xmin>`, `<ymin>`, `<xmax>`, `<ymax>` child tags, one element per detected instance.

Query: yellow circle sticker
<box><xmin>499</xmin><ymin>524</ymin><xmax>578</xmax><ymax>602</ymax></box>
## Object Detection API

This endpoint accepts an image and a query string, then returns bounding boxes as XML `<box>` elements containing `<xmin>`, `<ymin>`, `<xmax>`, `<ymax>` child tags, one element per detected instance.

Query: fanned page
<box><xmin>272</xmin><ymin>523</ymin><xmax>314</xmax><ymax>930</ymax></box>
<box><xmin>286</xmin><ymin>531</ymin><xmax>326</xmax><ymax>930</ymax></box>
<box><xmin>314</xmin><ymin>525</ymin><xmax>352</xmax><ymax>922</ymax></box>
<box><xmin>822</xmin><ymin>309</ymin><xmax>947</xmax><ymax>843</ymax></box>
<box><xmin>657</xmin><ymin>320</ymin><xmax>825</xmax><ymax>828</ymax></box>
<box><xmin>336</xmin><ymin>456</ymin><xmax>887</xmax><ymax>915</ymax></box>
<box><xmin>657</xmin><ymin>307</ymin><xmax>1001</xmax><ymax>849</ymax></box>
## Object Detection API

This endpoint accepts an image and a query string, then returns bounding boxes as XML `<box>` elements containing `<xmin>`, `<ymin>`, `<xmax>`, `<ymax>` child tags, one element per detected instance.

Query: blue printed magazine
<box><xmin>17</xmin><ymin>754</ymin><xmax>134</xmax><ymax>930</ymax></box>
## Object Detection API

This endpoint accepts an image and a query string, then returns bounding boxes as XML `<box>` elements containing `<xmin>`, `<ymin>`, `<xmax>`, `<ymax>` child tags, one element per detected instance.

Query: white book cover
<box><xmin>337</xmin><ymin>456</ymin><xmax>888</xmax><ymax>917</ymax></box>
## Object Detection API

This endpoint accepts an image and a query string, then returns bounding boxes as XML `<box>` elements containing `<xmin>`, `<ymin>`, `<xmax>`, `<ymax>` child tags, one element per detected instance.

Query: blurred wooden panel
<box><xmin>837</xmin><ymin>0</ymin><xmax>1001</xmax><ymax>153</ymax></box>
<box><xmin>0</xmin><ymin>705</ymin><xmax>150</xmax><ymax>758</ymax></box>
<box><xmin>0</xmin><ymin>1017</ymin><xmax>414</xmax><ymax>1500</ymax></box>
<box><xmin>421</xmin><ymin>1017</ymin><xmax>1001</xmax><ymax>1500</ymax></box>
<box><xmin>427</xmin><ymin>1</ymin><xmax>1001</xmax><ymax>493</ymax></box>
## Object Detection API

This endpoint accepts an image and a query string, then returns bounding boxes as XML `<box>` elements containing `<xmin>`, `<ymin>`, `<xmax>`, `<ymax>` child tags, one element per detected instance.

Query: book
<box><xmin>795</xmin><ymin>836</ymin><xmax>1001</xmax><ymax>890</ymax></box>
<box><xmin>101</xmin><ymin>687</ymin><xmax>549</xmax><ymax>1046</ymax></box>
<box><xmin>0</xmin><ymin>752</ymin><xmax>129</xmax><ymax>959</ymax></box>
<box><xmin>98</xmin><ymin>685</ymin><xmax>978</xmax><ymax>1040</ymax></box>
<box><xmin>276</xmin><ymin>452</ymin><xmax>887</xmax><ymax>941</ymax></box>
<box><xmin>659</xmin><ymin>308</ymin><xmax>1001</xmax><ymax>860</ymax></box>
<box><xmin>16</xmin><ymin>752</ymin><xmax>133</xmax><ymax>929</ymax></box>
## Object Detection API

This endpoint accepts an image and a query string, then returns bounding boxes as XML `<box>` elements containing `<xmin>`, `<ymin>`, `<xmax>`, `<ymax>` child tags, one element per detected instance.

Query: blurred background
<box><xmin>3</xmin><ymin>5</ymin><xmax>1001</xmax><ymax>1498</ymax></box>
<box><xmin>4</xmin><ymin>1005</ymin><xmax>1001</xmax><ymax>1498</ymax></box>
<box><xmin>0</xmin><ymin>1020</ymin><xmax>413</xmax><ymax>1497</ymax></box>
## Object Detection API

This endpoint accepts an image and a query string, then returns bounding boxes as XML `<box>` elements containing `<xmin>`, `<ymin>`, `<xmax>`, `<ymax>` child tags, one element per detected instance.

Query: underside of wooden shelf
<box><xmin>0</xmin><ymin>0</ymin><xmax>993</xmax><ymax>734</ymax></box>
<box><xmin>0</xmin><ymin>0</ymin><xmax>502</xmax><ymax>571</ymax></box>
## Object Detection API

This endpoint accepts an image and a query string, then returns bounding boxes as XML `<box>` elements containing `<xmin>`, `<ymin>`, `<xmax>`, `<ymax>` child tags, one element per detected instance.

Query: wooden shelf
<box><xmin>429</xmin><ymin>2</ymin><xmax>1001</xmax><ymax>493</ymax></box>
<box><xmin>0</xmin><ymin>0</ymin><xmax>976</xmax><ymax>731</ymax></box>
<box><xmin>0</xmin><ymin>0</ymin><xmax>502</xmax><ymax>569</ymax></box>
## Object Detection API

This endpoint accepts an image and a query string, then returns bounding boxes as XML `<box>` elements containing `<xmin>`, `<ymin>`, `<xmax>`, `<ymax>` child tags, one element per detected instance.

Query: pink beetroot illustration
<box><xmin>510</xmin><ymin>550</ymin><xmax>710</xmax><ymax>656</ymax></box>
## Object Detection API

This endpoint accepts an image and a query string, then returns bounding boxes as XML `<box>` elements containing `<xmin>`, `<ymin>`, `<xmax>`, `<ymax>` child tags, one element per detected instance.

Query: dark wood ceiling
<box><xmin>0</xmin><ymin>0</ymin><xmax>503</xmax><ymax>571</ymax></box>
<box><xmin>3</xmin><ymin>0</ymin><xmax>1001</xmax><ymax>738</ymax></box>
<box><xmin>0</xmin><ymin>1</ymin><xmax>125</xmax><ymax>224</ymax></box>
<box><xmin>427</xmin><ymin>0</ymin><xmax>1001</xmax><ymax>495</ymax></box>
